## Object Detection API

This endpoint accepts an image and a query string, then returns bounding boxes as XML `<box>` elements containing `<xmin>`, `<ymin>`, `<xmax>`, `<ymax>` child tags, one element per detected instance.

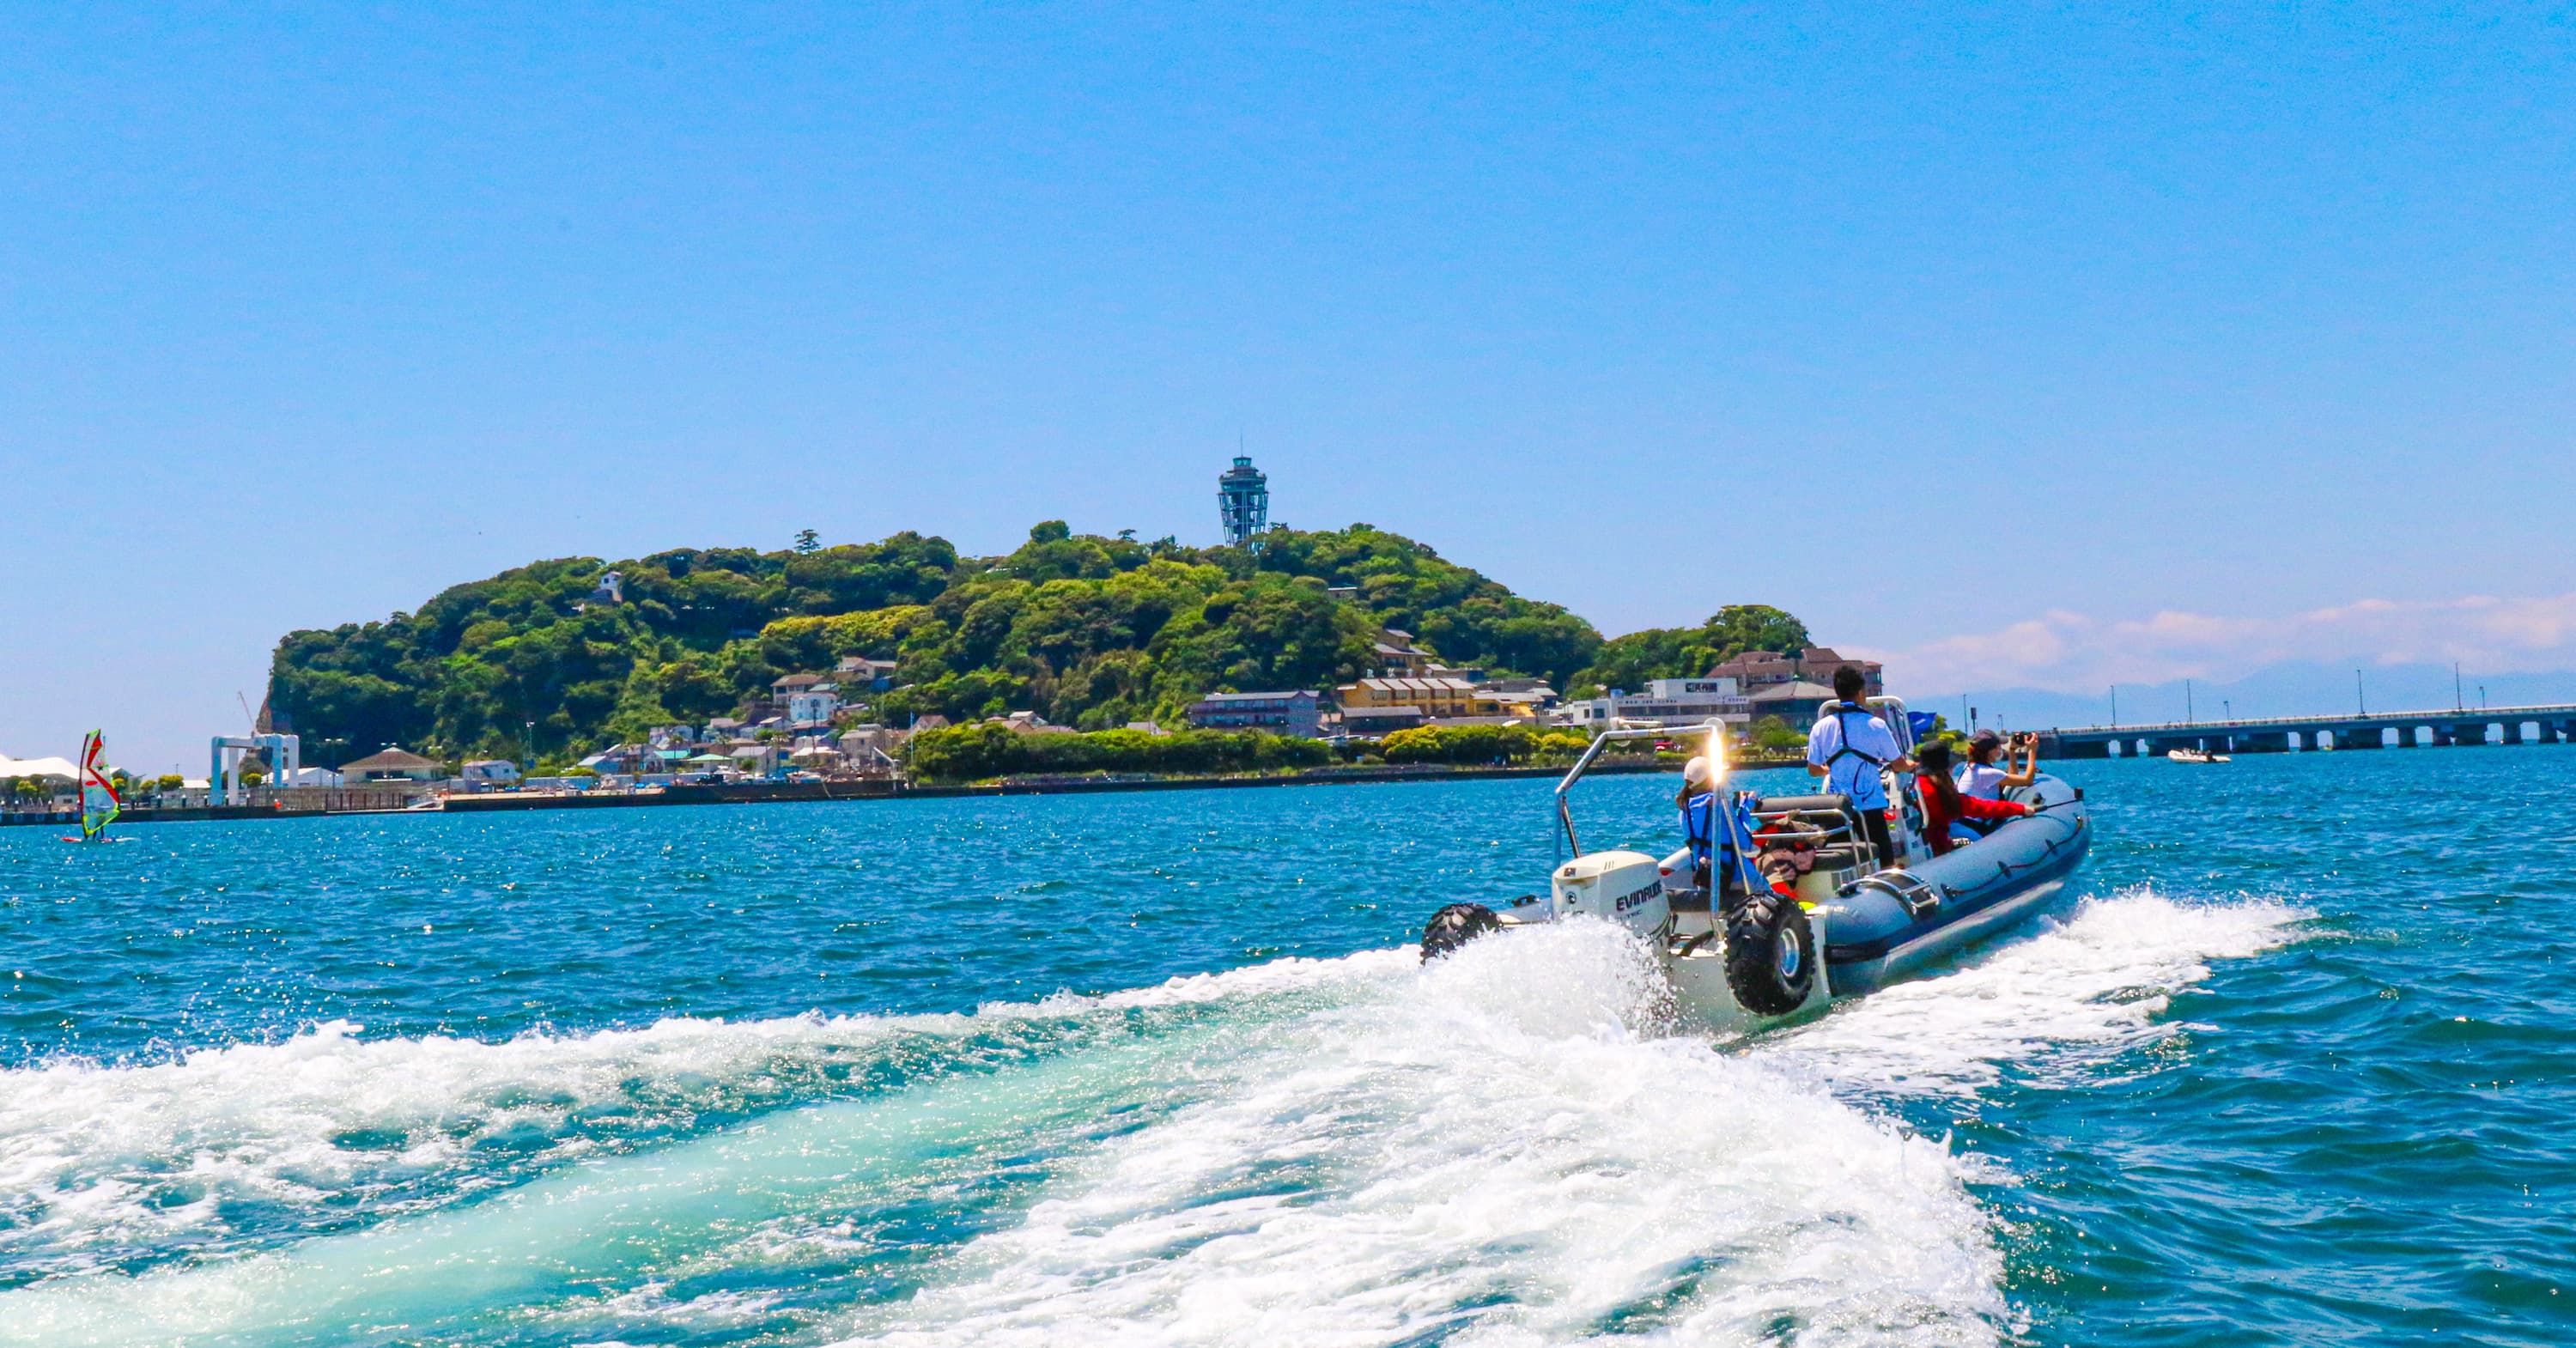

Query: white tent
<box><xmin>0</xmin><ymin>755</ymin><xmax>80</xmax><ymax>782</ymax></box>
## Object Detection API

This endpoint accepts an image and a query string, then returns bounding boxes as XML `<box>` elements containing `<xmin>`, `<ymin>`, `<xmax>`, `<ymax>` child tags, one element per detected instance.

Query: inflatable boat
<box><xmin>1419</xmin><ymin>701</ymin><xmax>2092</xmax><ymax>1029</ymax></box>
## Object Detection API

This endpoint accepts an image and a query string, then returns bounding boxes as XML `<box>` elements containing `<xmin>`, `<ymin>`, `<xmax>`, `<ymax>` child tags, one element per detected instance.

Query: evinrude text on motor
<box><xmin>1419</xmin><ymin>700</ymin><xmax>2093</xmax><ymax>1028</ymax></box>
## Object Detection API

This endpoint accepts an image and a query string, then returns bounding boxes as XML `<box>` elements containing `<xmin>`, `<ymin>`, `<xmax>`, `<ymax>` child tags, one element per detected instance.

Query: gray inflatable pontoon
<box><xmin>1805</xmin><ymin>771</ymin><xmax>2091</xmax><ymax>996</ymax></box>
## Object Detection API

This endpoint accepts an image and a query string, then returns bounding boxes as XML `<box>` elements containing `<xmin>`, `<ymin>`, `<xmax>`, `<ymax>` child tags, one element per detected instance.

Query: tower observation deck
<box><xmin>1218</xmin><ymin>455</ymin><xmax>1268</xmax><ymax>546</ymax></box>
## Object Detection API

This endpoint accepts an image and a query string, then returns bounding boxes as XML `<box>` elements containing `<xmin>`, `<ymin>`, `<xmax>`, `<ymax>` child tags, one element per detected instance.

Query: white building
<box><xmin>786</xmin><ymin>684</ymin><xmax>841</xmax><ymax>728</ymax></box>
<box><xmin>459</xmin><ymin>760</ymin><xmax>522</xmax><ymax>785</ymax></box>
<box><xmin>341</xmin><ymin>748</ymin><xmax>445</xmax><ymax>783</ymax></box>
<box><xmin>1558</xmin><ymin>677</ymin><xmax>1748</xmax><ymax>732</ymax></box>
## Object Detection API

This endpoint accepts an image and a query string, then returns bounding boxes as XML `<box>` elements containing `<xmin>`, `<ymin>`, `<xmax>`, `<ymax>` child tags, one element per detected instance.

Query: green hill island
<box><xmin>265</xmin><ymin>523</ymin><xmax>1818</xmax><ymax>779</ymax></box>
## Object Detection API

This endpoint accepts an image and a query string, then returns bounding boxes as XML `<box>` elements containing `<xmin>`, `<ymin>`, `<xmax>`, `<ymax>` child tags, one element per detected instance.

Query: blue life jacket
<box><xmin>1681</xmin><ymin>792</ymin><xmax>1716</xmax><ymax>871</ymax></box>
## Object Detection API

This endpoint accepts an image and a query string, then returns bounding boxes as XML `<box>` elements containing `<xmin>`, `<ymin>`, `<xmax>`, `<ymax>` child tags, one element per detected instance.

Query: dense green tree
<box><xmin>1564</xmin><ymin>605</ymin><xmax>1812</xmax><ymax>695</ymax></box>
<box><xmin>1215</xmin><ymin>524</ymin><xmax>1603</xmax><ymax>685</ymax></box>
<box><xmin>906</xmin><ymin>725</ymin><xmax>1328</xmax><ymax>781</ymax></box>
<box><xmin>1380</xmin><ymin>723</ymin><xmax>1589</xmax><ymax>765</ymax></box>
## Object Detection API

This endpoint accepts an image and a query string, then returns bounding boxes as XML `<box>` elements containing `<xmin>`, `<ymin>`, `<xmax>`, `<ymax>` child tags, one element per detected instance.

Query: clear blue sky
<box><xmin>5</xmin><ymin>4</ymin><xmax>2574</xmax><ymax>771</ymax></box>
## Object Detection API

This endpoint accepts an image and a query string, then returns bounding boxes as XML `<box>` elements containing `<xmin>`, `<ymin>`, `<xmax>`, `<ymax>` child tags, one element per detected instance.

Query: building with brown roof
<box><xmin>339</xmin><ymin>747</ymin><xmax>443</xmax><ymax>782</ymax></box>
<box><xmin>1707</xmin><ymin>647</ymin><xmax>1882</xmax><ymax>697</ymax></box>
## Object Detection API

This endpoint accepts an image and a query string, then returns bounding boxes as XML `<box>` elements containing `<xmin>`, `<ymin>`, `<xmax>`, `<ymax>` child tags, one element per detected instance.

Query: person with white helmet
<box><xmin>1676</xmin><ymin>755</ymin><xmax>1720</xmax><ymax>889</ymax></box>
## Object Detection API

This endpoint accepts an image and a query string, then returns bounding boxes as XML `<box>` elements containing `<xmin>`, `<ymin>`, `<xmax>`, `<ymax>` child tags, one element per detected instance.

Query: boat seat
<box><xmin>1811</xmin><ymin>842</ymin><xmax>1873</xmax><ymax>871</ymax></box>
<box><xmin>1752</xmin><ymin>793</ymin><xmax>1856</xmax><ymax>815</ymax></box>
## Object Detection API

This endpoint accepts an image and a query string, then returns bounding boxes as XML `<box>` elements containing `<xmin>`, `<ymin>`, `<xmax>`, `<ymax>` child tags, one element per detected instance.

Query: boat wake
<box><xmin>0</xmin><ymin>889</ymin><xmax>2305</xmax><ymax>1347</ymax></box>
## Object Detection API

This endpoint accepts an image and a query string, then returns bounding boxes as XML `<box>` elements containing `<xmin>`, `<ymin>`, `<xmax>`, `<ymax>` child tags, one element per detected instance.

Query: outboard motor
<box><xmin>1548</xmin><ymin>849</ymin><xmax>1671</xmax><ymax>939</ymax></box>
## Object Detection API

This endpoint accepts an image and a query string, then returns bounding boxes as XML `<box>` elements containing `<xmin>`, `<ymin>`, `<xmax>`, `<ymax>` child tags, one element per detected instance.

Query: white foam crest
<box><xmin>1771</xmin><ymin>888</ymin><xmax>2308</xmax><ymax>1098</ymax></box>
<box><xmin>1024</xmin><ymin>947</ymin><xmax>1414</xmax><ymax>1015</ymax></box>
<box><xmin>835</xmin><ymin>920</ymin><xmax>2008</xmax><ymax>1348</ymax></box>
<box><xmin>0</xmin><ymin>950</ymin><xmax>1387</xmax><ymax>1275</ymax></box>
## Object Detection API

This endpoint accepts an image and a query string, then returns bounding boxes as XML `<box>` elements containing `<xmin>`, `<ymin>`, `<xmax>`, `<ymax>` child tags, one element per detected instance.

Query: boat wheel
<box><xmin>1419</xmin><ymin>902</ymin><xmax>1503</xmax><ymax>962</ymax></box>
<box><xmin>1723</xmin><ymin>898</ymin><xmax>1818</xmax><ymax>1015</ymax></box>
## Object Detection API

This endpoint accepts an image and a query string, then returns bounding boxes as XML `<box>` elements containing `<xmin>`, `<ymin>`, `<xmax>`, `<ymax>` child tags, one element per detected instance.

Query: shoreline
<box><xmin>3</xmin><ymin>754</ymin><xmax>1810</xmax><ymax>828</ymax></box>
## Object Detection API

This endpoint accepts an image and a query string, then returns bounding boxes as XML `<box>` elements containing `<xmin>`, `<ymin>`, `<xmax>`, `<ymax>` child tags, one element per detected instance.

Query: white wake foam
<box><xmin>1768</xmin><ymin>887</ymin><xmax>2309</xmax><ymax>1099</ymax></box>
<box><xmin>0</xmin><ymin>951</ymin><xmax>1393</xmax><ymax>1280</ymax></box>
<box><xmin>834</xmin><ymin>920</ymin><xmax>2008</xmax><ymax>1348</ymax></box>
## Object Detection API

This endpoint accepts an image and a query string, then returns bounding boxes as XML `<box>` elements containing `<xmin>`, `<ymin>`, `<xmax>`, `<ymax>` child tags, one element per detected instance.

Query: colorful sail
<box><xmin>77</xmin><ymin>730</ymin><xmax>120</xmax><ymax>840</ymax></box>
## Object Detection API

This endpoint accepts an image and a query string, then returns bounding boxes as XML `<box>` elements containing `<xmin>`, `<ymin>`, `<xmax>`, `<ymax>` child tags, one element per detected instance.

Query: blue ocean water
<box><xmin>0</xmin><ymin>749</ymin><xmax>2569</xmax><ymax>1346</ymax></box>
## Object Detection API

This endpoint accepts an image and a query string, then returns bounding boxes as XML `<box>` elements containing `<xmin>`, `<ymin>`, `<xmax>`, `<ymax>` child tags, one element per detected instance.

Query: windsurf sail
<box><xmin>77</xmin><ymin>730</ymin><xmax>120</xmax><ymax>840</ymax></box>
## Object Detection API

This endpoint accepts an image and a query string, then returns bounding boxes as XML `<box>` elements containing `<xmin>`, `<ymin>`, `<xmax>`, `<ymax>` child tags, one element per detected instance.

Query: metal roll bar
<box><xmin>1552</xmin><ymin>724</ymin><xmax>1724</xmax><ymax>864</ymax></box>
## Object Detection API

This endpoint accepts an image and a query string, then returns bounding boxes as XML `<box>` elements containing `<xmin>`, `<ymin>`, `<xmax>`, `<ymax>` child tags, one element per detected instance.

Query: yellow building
<box><xmin>1335</xmin><ymin>677</ymin><xmax>1531</xmax><ymax>719</ymax></box>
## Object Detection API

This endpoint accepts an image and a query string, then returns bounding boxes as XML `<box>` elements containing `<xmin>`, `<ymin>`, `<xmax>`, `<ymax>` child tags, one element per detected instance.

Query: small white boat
<box><xmin>2166</xmin><ymin>748</ymin><xmax>2230</xmax><ymax>763</ymax></box>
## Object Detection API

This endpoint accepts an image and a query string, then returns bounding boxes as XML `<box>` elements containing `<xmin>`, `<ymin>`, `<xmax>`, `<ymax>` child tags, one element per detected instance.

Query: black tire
<box><xmin>1420</xmin><ymin>902</ymin><xmax>1504</xmax><ymax>962</ymax></box>
<box><xmin>1724</xmin><ymin>898</ymin><xmax>1818</xmax><ymax>1016</ymax></box>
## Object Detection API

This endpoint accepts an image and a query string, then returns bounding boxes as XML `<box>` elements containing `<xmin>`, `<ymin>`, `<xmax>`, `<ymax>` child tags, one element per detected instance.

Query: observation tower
<box><xmin>1218</xmin><ymin>455</ymin><xmax>1269</xmax><ymax>546</ymax></box>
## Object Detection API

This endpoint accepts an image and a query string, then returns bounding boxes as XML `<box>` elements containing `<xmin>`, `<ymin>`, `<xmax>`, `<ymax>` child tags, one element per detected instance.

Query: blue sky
<box><xmin>5</xmin><ymin>4</ymin><xmax>2575</xmax><ymax>771</ymax></box>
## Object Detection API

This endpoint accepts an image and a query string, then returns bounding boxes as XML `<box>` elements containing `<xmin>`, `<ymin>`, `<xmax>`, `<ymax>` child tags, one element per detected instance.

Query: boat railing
<box><xmin>1553</xmin><ymin>725</ymin><xmax>1716</xmax><ymax>863</ymax></box>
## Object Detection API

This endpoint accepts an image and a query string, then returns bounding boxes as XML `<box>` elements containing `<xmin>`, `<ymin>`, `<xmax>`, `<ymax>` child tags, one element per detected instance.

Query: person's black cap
<box><xmin>1970</xmin><ymin>730</ymin><xmax>2003</xmax><ymax>750</ymax></box>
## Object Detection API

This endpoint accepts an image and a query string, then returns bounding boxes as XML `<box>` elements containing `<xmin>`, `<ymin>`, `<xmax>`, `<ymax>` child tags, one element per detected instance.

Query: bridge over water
<box><xmin>2035</xmin><ymin>704</ymin><xmax>2576</xmax><ymax>758</ymax></box>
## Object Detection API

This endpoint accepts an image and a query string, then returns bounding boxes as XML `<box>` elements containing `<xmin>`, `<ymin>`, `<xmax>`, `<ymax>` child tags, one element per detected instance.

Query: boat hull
<box><xmin>1814</xmin><ymin>774</ymin><xmax>2092</xmax><ymax>996</ymax></box>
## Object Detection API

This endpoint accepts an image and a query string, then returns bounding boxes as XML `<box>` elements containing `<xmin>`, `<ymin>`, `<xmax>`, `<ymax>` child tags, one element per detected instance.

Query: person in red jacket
<box><xmin>1912</xmin><ymin>741</ymin><xmax>2034</xmax><ymax>856</ymax></box>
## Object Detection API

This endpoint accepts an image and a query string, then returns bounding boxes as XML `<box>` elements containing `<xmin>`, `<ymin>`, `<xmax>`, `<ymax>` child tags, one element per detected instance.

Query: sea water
<box><xmin>0</xmin><ymin>750</ymin><xmax>2568</xmax><ymax>1346</ymax></box>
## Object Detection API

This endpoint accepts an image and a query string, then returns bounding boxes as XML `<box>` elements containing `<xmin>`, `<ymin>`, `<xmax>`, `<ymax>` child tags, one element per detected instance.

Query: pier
<box><xmin>2038</xmin><ymin>704</ymin><xmax>2576</xmax><ymax>758</ymax></box>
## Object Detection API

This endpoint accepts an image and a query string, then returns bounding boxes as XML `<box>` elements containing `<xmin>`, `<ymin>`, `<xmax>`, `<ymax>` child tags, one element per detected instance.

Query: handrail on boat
<box><xmin>1549</xmin><ymin>697</ymin><xmax>1917</xmax><ymax>867</ymax></box>
<box><xmin>1553</xmin><ymin>726</ymin><xmax>1710</xmax><ymax>863</ymax></box>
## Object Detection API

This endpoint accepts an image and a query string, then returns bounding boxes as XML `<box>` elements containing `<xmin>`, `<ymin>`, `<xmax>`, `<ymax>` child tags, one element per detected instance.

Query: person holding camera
<box><xmin>1913</xmin><ymin>740</ymin><xmax>2037</xmax><ymax>856</ymax></box>
<box><xmin>1959</xmin><ymin>729</ymin><xmax>2038</xmax><ymax>801</ymax></box>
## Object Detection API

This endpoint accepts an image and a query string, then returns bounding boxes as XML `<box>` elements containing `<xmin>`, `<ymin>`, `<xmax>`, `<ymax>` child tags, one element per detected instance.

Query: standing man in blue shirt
<box><xmin>1806</xmin><ymin>665</ymin><xmax>1912</xmax><ymax>869</ymax></box>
